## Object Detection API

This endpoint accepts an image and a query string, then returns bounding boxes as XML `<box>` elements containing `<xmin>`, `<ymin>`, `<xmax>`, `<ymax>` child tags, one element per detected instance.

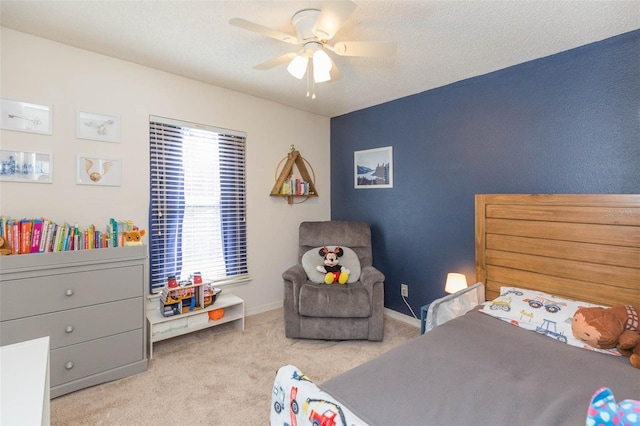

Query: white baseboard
<box><xmin>150</xmin><ymin>295</ymin><xmax>420</xmax><ymax>329</ymax></box>
<box><xmin>245</xmin><ymin>303</ymin><xmax>421</xmax><ymax>329</ymax></box>
<box><xmin>384</xmin><ymin>308</ymin><xmax>421</xmax><ymax>328</ymax></box>
<box><xmin>245</xmin><ymin>300</ymin><xmax>283</xmax><ymax>317</ymax></box>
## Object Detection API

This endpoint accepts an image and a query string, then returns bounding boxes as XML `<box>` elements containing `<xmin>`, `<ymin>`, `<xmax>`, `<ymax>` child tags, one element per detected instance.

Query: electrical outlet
<box><xmin>401</xmin><ymin>283</ymin><xmax>409</xmax><ymax>297</ymax></box>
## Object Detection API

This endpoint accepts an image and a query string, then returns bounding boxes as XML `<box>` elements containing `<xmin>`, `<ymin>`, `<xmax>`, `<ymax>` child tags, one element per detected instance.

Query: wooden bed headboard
<box><xmin>475</xmin><ymin>194</ymin><xmax>640</xmax><ymax>306</ymax></box>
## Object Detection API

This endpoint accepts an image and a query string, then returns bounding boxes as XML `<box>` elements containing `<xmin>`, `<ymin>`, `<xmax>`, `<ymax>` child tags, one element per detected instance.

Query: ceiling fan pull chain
<box><xmin>309</xmin><ymin>62</ymin><xmax>316</xmax><ymax>99</ymax></box>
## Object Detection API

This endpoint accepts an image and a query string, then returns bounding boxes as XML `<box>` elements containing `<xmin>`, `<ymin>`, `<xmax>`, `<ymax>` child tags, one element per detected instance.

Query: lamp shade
<box><xmin>287</xmin><ymin>55</ymin><xmax>308</xmax><ymax>79</ymax></box>
<box><xmin>445</xmin><ymin>273</ymin><xmax>467</xmax><ymax>294</ymax></box>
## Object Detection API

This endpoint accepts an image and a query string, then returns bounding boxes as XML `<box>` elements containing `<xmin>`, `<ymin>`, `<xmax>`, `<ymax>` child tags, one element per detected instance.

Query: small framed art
<box><xmin>0</xmin><ymin>98</ymin><xmax>52</xmax><ymax>135</ymax></box>
<box><xmin>354</xmin><ymin>146</ymin><xmax>393</xmax><ymax>189</ymax></box>
<box><xmin>77</xmin><ymin>155</ymin><xmax>121</xmax><ymax>186</ymax></box>
<box><xmin>0</xmin><ymin>150</ymin><xmax>53</xmax><ymax>183</ymax></box>
<box><xmin>77</xmin><ymin>111</ymin><xmax>121</xmax><ymax>143</ymax></box>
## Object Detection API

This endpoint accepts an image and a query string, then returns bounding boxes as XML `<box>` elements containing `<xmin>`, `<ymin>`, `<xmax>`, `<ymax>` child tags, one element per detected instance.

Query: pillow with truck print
<box><xmin>480</xmin><ymin>286</ymin><xmax>619</xmax><ymax>356</ymax></box>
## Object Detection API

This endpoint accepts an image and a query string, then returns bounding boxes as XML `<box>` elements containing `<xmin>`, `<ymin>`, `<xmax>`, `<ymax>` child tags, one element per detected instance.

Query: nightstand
<box><xmin>420</xmin><ymin>303</ymin><xmax>430</xmax><ymax>334</ymax></box>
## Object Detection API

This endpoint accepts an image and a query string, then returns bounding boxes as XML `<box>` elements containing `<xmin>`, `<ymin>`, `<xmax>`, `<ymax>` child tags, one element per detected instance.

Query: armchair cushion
<box><xmin>301</xmin><ymin>246</ymin><xmax>361</xmax><ymax>284</ymax></box>
<box><xmin>298</xmin><ymin>282</ymin><xmax>372</xmax><ymax>318</ymax></box>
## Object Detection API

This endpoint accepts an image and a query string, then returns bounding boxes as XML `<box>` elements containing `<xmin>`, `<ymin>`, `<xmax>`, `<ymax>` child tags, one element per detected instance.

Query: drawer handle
<box><xmin>65</xmin><ymin>288</ymin><xmax>74</xmax><ymax>297</ymax></box>
<box><xmin>65</xmin><ymin>325</ymin><xmax>74</xmax><ymax>333</ymax></box>
<box><xmin>65</xmin><ymin>361</ymin><xmax>74</xmax><ymax>370</ymax></box>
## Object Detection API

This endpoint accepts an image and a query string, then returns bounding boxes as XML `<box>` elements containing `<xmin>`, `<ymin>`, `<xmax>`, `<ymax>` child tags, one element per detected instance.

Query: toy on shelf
<box><xmin>160</xmin><ymin>274</ymin><xmax>222</xmax><ymax>317</ymax></box>
<box><xmin>0</xmin><ymin>236</ymin><xmax>13</xmax><ymax>256</ymax></box>
<box><xmin>208</xmin><ymin>308</ymin><xmax>225</xmax><ymax>321</ymax></box>
<box><xmin>123</xmin><ymin>228</ymin><xmax>146</xmax><ymax>246</ymax></box>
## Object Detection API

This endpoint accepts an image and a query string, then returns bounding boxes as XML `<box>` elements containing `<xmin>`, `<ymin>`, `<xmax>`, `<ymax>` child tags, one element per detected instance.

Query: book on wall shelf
<box><xmin>280</xmin><ymin>177</ymin><xmax>311</xmax><ymax>196</ymax></box>
<box><xmin>270</xmin><ymin>150</ymin><xmax>318</xmax><ymax>204</ymax></box>
<box><xmin>0</xmin><ymin>216</ymin><xmax>138</xmax><ymax>255</ymax></box>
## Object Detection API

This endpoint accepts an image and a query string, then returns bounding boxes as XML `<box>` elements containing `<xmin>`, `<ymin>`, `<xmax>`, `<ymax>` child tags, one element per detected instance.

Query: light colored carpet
<box><xmin>51</xmin><ymin>308</ymin><xmax>419</xmax><ymax>425</ymax></box>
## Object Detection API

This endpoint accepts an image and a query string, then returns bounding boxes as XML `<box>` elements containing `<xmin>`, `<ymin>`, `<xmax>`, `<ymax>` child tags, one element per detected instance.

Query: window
<box><xmin>149</xmin><ymin>116</ymin><xmax>248</xmax><ymax>293</ymax></box>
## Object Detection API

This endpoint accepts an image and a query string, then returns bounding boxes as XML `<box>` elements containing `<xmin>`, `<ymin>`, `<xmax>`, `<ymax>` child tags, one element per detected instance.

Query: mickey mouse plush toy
<box><xmin>317</xmin><ymin>246</ymin><xmax>350</xmax><ymax>284</ymax></box>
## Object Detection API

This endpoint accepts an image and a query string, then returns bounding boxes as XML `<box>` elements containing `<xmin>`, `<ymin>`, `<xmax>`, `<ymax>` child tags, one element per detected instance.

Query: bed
<box><xmin>271</xmin><ymin>194</ymin><xmax>640</xmax><ymax>426</ymax></box>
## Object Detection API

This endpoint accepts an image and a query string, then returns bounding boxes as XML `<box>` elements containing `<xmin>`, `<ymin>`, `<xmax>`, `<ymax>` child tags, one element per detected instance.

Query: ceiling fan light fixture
<box><xmin>312</xmin><ymin>49</ymin><xmax>332</xmax><ymax>83</ymax></box>
<box><xmin>287</xmin><ymin>54</ymin><xmax>308</xmax><ymax>79</ymax></box>
<box><xmin>313</xmin><ymin>66</ymin><xmax>331</xmax><ymax>83</ymax></box>
<box><xmin>313</xmin><ymin>49</ymin><xmax>332</xmax><ymax>72</ymax></box>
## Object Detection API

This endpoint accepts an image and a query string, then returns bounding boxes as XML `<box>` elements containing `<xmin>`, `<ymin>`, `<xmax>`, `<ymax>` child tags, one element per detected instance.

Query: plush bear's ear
<box><xmin>139</xmin><ymin>229</ymin><xmax>146</xmax><ymax>237</ymax></box>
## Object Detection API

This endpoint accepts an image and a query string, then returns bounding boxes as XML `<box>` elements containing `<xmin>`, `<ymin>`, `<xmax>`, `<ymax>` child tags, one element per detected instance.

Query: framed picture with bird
<box><xmin>76</xmin><ymin>111</ymin><xmax>121</xmax><ymax>143</ymax></box>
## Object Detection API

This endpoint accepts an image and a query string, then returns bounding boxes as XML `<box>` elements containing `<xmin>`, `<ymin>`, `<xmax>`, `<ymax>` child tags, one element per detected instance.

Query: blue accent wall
<box><xmin>330</xmin><ymin>30</ymin><xmax>640</xmax><ymax>316</ymax></box>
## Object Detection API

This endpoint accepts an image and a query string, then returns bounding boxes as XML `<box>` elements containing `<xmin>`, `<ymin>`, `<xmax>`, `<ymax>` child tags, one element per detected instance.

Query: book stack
<box><xmin>280</xmin><ymin>177</ymin><xmax>310</xmax><ymax>196</ymax></box>
<box><xmin>0</xmin><ymin>217</ymin><xmax>137</xmax><ymax>255</ymax></box>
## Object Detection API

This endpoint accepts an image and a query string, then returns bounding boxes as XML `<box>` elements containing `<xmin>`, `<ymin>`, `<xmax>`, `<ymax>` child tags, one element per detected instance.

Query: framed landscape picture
<box><xmin>354</xmin><ymin>146</ymin><xmax>393</xmax><ymax>189</ymax></box>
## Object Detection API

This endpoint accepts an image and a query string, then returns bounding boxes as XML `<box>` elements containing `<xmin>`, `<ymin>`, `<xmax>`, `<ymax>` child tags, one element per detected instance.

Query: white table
<box><xmin>0</xmin><ymin>336</ymin><xmax>50</xmax><ymax>426</ymax></box>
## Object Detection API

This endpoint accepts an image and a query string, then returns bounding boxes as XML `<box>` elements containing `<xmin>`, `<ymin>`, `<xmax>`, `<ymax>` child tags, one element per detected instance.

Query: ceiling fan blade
<box><xmin>328</xmin><ymin>56</ymin><xmax>342</xmax><ymax>82</ymax></box>
<box><xmin>312</xmin><ymin>1</ymin><xmax>357</xmax><ymax>40</ymax></box>
<box><xmin>331</xmin><ymin>41</ymin><xmax>397</xmax><ymax>58</ymax></box>
<box><xmin>229</xmin><ymin>18</ymin><xmax>300</xmax><ymax>45</ymax></box>
<box><xmin>253</xmin><ymin>52</ymin><xmax>298</xmax><ymax>70</ymax></box>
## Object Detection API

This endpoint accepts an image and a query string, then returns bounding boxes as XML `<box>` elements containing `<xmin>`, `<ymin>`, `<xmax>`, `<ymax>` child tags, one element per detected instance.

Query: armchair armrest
<box><xmin>359</xmin><ymin>265</ymin><xmax>385</xmax><ymax>286</ymax></box>
<box><xmin>282</xmin><ymin>264</ymin><xmax>307</xmax><ymax>284</ymax></box>
<box><xmin>283</xmin><ymin>264</ymin><xmax>307</xmax><ymax>312</ymax></box>
<box><xmin>359</xmin><ymin>265</ymin><xmax>385</xmax><ymax>307</ymax></box>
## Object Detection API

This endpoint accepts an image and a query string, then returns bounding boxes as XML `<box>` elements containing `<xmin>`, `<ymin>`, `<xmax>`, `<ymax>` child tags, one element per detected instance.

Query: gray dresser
<box><xmin>0</xmin><ymin>246</ymin><xmax>148</xmax><ymax>398</ymax></box>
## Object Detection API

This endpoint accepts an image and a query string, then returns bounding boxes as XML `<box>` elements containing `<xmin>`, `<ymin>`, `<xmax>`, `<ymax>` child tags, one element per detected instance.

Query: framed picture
<box><xmin>76</xmin><ymin>111</ymin><xmax>121</xmax><ymax>143</ymax></box>
<box><xmin>354</xmin><ymin>146</ymin><xmax>393</xmax><ymax>189</ymax></box>
<box><xmin>0</xmin><ymin>150</ymin><xmax>53</xmax><ymax>183</ymax></box>
<box><xmin>77</xmin><ymin>155</ymin><xmax>121</xmax><ymax>186</ymax></box>
<box><xmin>0</xmin><ymin>98</ymin><xmax>52</xmax><ymax>135</ymax></box>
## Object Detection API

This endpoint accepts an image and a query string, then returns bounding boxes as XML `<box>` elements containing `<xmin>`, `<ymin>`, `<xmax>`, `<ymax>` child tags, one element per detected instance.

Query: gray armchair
<box><xmin>283</xmin><ymin>221</ymin><xmax>385</xmax><ymax>341</ymax></box>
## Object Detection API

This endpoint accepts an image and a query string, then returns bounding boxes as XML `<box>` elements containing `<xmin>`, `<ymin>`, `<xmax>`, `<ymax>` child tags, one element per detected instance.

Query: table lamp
<box><xmin>445</xmin><ymin>273</ymin><xmax>468</xmax><ymax>294</ymax></box>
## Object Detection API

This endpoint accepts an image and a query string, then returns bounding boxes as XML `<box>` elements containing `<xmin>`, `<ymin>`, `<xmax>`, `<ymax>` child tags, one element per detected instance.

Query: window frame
<box><xmin>148</xmin><ymin>115</ymin><xmax>248</xmax><ymax>294</ymax></box>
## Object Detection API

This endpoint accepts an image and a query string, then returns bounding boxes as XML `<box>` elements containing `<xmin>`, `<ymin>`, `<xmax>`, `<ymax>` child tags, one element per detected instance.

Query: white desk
<box><xmin>1</xmin><ymin>337</ymin><xmax>50</xmax><ymax>426</ymax></box>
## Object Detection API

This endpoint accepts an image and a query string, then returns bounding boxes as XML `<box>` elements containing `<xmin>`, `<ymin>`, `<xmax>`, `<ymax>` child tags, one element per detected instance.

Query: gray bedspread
<box><xmin>320</xmin><ymin>310</ymin><xmax>639</xmax><ymax>426</ymax></box>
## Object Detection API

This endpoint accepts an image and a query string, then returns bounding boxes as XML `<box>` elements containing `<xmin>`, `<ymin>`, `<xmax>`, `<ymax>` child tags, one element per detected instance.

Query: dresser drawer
<box><xmin>1</xmin><ymin>265</ymin><xmax>143</xmax><ymax>320</ymax></box>
<box><xmin>50</xmin><ymin>329</ymin><xmax>143</xmax><ymax>387</ymax></box>
<box><xmin>0</xmin><ymin>297</ymin><xmax>143</xmax><ymax>349</ymax></box>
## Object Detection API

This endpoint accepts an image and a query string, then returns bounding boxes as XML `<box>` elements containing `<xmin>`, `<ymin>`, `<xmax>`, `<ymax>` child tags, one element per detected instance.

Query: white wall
<box><xmin>0</xmin><ymin>28</ymin><xmax>331</xmax><ymax>315</ymax></box>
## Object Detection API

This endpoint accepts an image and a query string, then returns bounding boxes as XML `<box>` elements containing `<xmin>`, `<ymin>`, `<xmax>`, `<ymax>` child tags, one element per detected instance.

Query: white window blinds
<box><xmin>149</xmin><ymin>115</ymin><xmax>248</xmax><ymax>293</ymax></box>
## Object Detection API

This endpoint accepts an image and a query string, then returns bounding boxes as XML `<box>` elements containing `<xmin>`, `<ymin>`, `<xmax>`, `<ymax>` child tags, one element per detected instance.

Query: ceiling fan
<box><xmin>229</xmin><ymin>1</ymin><xmax>395</xmax><ymax>98</ymax></box>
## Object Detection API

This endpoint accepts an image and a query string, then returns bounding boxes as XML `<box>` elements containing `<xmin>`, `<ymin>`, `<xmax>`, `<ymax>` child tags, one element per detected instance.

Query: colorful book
<box><xmin>30</xmin><ymin>218</ymin><xmax>43</xmax><ymax>253</ymax></box>
<box><xmin>110</xmin><ymin>218</ymin><xmax>118</xmax><ymax>247</ymax></box>
<box><xmin>20</xmin><ymin>219</ymin><xmax>32</xmax><ymax>254</ymax></box>
<box><xmin>38</xmin><ymin>219</ymin><xmax>50</xmax><ymax>252</ymax></box>
<box><xmin>63</xmin><ymin>224</ymin><xmax>73</xmax><ymax>251</ymax></box>
<box><xmin>44</xmin><ymin>222</ymin><xmax>56</xmax><ymax>252</ymax></box>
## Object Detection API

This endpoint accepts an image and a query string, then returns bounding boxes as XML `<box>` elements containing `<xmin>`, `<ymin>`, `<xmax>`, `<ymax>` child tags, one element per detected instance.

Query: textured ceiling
<box><xmin>1</xmin><ymin>1</ymin><xmax>639</xmax><ymax>117</ymax></box>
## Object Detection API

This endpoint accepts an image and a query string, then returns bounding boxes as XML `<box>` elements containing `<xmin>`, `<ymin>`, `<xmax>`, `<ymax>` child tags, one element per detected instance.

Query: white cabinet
<box><xmin>146</xmin><ymin>293</ymin><xmax>244</xmax><ymax>358</ymax></box>
<box><xmin>0</xmin><ymin>246</ymin><xmax>148</xmax><ymax>398</ymax></box>
<box><xmin>0</xmin><ymin>337</ymin><xmax>50</xmax><ymax>426</ymax></box>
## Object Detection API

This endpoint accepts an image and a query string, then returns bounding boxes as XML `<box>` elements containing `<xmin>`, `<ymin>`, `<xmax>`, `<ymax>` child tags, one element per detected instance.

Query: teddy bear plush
<box><xmin>0</xmin><ymin>236</ymin><xmax>13</xmax><ymax>255</ymax></box>
<box><xmin>316</xmin><ymin>246</ymin><xmax>350</xmax><ymax>284</ymax></box>
<box><xmin>122</xmin><ymin>228</ymin><xmax>146</xmax><ymax>246</ymax></box>
<box><xmin>571</xmin><ymin>305</ymin><xmax>640</xmax><ymax>368</ymax></box>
